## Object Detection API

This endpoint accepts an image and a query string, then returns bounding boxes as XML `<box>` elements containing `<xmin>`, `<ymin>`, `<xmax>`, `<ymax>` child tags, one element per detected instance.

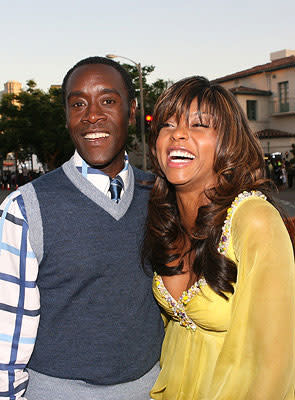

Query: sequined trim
<box><xmin>154</xmin><ymin>274</ymin><xmax>207</xmax><ymax>331</ymax></box>
<box><xmin>218</xmin><ymin>190</ymin><xmax>267</xmax><ymax>255</ymax></box>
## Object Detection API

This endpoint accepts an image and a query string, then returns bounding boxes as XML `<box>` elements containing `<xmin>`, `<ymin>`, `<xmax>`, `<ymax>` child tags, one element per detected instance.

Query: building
<box><xmin>212</xmin><ymin>50</ymin><xmax>295</xmax><ymax>155</ymax></box>
<box><xmin>0</xmin><ymin>80</ymin><xmax>22</xmax><ymax>102</ymax></box>
<box><xmin>4</xmin><ymin>80</ymin><xmax>22</xmax><ymax>95</ymax></box>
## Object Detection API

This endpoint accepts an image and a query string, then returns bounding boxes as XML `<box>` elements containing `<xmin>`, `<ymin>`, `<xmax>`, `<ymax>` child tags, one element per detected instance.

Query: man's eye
<box><xmin>72</xmin><ymin>102</ymin><xmax>85</xmax><ymax>108</ymax></box>
<box><xmin>102</xmin><ymin>99</ymin><xmax>115</xmax><ymax>105</ymax></box>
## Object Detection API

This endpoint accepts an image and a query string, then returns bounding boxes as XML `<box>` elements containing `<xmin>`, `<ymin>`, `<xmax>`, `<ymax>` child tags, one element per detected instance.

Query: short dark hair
<box><xmin>62</xmin><ymin>56</ymin><xmax>136</xmax><ymax>106</ymax></box>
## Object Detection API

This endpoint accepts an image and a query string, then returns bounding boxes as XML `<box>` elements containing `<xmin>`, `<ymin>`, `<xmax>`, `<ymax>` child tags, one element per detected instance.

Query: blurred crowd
<box><xmin>0</xmin><ymin>170</ymin><xmax>44</xmax><ymax>190</ymax></box>
<box><xmin>265</xmin><ymin>152</ymin><xmax>295</xmax><ymax>189</ymax></box>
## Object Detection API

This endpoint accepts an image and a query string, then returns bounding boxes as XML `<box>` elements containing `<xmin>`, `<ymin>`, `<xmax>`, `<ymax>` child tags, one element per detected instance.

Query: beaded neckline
<box><xmin>154</xmin><ymin>274</ymin><xmax>206</xmax><ymax>331</ymax></box>
<box><xmin>155</xmin><ymin>190</ymin><xmax>267</xmax><ymax>331</ymax></box>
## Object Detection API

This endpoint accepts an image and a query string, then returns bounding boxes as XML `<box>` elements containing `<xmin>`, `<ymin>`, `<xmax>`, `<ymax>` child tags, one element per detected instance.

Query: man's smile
<box><xmin>83</xmin><ymin>132</ymin><xmax>110</xmax><ymax>140</ymax></box>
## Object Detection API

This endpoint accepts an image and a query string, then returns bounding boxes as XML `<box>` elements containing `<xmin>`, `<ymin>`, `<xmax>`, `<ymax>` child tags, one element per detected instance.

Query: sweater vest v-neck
<box><xmin>19</xmin><ymin>158</ymin><xmax>164</xmax><ymax>385</ymax></box>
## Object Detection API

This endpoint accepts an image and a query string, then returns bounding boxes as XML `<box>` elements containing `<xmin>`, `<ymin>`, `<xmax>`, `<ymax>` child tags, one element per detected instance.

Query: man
<box><xmin>0</xmin><ymin>57</ymin><xmax>164</xmax><ymax>400</ymax></box>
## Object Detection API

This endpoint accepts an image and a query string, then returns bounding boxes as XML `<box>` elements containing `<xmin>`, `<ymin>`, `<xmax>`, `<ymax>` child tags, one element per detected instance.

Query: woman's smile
<box><xmin>167</xmin><ymin>146</ymin><xmax>196</xmax><ymax>168</ymax></box>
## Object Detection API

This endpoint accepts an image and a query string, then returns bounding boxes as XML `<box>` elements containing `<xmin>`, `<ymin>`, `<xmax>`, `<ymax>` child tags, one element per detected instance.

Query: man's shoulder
<box><xmin>31</xmin><ymin>167</ymin><xmax>65</xmax><ymax>187</ymax></box>
<box><xmin>131</xmin><ymin>165</ymin><xmax>155</xmax><ymax>188</ymax></box>
<box><xmin>18</xmin><ymin>167</ymin><xmax>65</xmax><ymax>200</ymax></box>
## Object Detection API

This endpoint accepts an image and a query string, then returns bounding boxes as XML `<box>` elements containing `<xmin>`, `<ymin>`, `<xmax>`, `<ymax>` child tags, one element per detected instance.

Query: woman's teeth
<box><xmin>169</xmin><ymin>150</ymin><xmax>195</xmax><ymax>160</ymax></box>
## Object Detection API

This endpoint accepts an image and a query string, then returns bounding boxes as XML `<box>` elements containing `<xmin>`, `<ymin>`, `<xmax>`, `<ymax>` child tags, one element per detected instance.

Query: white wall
<box><xmin>260</xmin><ymin>137</ymin><xmax>295</xmax><ymax>154</ymax></box>
<box><xmin>218</xmin><ymin>66</ymin><xmax>295</xmax><ymax>134</ymax></box>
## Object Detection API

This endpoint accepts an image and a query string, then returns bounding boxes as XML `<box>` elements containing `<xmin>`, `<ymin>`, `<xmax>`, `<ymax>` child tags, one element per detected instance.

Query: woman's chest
<box><xmin>153</xmin><ymin>274</ymin><xmax>234</xmax><ymax>332</ymax></box>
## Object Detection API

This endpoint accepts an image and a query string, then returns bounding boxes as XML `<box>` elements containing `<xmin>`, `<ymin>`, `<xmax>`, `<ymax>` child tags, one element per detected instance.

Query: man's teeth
<box><xmin>169</xmin><ymin>150</ymin><xmax>195</xmax><ymax>160</ymax></box>
<box><xmin>84</xmin><ymin>133</ymin><xmax>109</xmax><ymax>139</ymax></box>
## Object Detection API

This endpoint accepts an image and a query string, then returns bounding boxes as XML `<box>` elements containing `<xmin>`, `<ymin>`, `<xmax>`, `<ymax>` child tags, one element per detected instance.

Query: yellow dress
<box><xmin>150</xmin><ymin>191</ymin><xmax>295</xmax><ymax>400</ymax></box>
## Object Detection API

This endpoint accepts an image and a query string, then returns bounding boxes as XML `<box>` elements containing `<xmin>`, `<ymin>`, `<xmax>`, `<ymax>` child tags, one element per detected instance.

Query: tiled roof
<box><xmin>230</xmin><ymin>86</ymin><xmax>272</xmax><ymax>96</ymax></box>
<box><xmin>257</xmin><ymin>129</ymin><xmax>295</xmax><ymax>139</ymax></box>
<box><xmin>212</xmin><ymin>55</ymin><xmax>295</xmax><ymax>83</ymax></box>
<box><xmin>50</xmin><ymin>85</ymin><xmax>61</xmax><ymax>89</ymax></box>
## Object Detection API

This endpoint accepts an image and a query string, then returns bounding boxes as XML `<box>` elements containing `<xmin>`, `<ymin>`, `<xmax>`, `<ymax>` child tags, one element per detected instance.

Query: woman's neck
<box><xmin>176</xmin><ymin>189</ymin><xmax>209</xmax><ymax>232</ymax></box>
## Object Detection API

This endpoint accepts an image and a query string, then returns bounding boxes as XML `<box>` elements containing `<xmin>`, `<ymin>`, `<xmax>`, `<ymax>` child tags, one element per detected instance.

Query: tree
<box><xmin>0</xmin><ymin>81</ymin><xmax>74</xmax><ymax>171</ymax></box>
<box><xmin>26</xmin><ymin>86</ymin><xmax>74</xmax><ymax>170</ymax></box>
<box><xmin>121</xmin><ymin>64</ymin><xmax>171</xmax><ymax>143</ymax></box>
<box><xmin>0</xmin><ymin>93</ymin><xmax>23</xmax><ymax>170</ymax></box>
<box><xmin>117</xmin><ymin>63</ymin><xmax>171</xmax><ymax>168</ymax></box>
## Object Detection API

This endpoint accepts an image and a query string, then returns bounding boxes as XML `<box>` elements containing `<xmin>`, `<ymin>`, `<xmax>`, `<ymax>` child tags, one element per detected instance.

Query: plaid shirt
<box><xmin>0</xmin><ymin>151</ymin><xmax>129</xmax><ymax>399</ymax></box>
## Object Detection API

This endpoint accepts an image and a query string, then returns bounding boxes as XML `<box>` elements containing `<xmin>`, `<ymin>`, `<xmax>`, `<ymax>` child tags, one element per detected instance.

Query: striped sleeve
<box><xmin>0</xmin><ymin>191</ymin><xmax>40</xmax><ymax>400</ymax></box>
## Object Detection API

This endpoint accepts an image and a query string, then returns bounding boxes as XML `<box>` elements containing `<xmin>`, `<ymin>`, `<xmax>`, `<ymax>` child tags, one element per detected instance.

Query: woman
<box><xmin>142</xmin><ymin>76</ymin><xmax>295</xmax><ymax>399</ymax></box>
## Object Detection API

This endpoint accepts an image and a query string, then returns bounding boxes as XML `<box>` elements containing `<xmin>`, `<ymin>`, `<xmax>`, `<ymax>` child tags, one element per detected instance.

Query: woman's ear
<box><xmin>150</xmin><ymin>144</ymin><xmax>157</xmax><ymax>159</ymax></box>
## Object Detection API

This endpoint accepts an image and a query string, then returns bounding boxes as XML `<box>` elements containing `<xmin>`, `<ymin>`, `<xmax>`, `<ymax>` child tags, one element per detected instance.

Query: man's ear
<box><xmin>128</xmin><ymin>99</ymin><xmax>137</xmax><ymax>125</ymax></box>
<box><xmin>64</xmin><ymin>106</ymin><xmax>68</xmax><ymax>129</ymax></box>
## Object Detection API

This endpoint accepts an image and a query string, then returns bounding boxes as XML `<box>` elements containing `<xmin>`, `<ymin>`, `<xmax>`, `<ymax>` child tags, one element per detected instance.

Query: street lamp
<box><xmin>106</xmin><ymin>54</ymin><xmax>147</xmax><ymax>171</ymax></box>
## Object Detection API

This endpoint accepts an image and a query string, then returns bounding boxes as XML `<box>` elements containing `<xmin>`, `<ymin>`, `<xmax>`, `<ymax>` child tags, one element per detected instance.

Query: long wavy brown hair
<box><xmin>142</xmin><ymin>76</ymin><xmax>292</xmax><ymax>299</ymax></box>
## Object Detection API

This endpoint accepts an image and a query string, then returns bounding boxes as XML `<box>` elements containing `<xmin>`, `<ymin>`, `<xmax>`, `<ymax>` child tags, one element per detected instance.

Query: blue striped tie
<box><xmin>109</xmin><ymin>177</ymin><xmax>123</xmax><ymax>203</ymax></box>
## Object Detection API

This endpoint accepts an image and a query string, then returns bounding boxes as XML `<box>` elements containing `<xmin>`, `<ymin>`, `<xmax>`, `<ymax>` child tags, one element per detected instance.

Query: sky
<box><xmin>1</xmin><ymin>0</ymin><xmax>295</xmax><ymax>91</ymax></box>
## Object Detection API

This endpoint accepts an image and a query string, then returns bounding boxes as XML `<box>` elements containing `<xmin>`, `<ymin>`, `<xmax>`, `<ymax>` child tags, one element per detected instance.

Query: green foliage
<box><xmin>122</xmin><ymin>63</ymin><xmax>170</xmax><ymax>114</ymax></box>
<box><xmin>0</xmin><ymin>94</ymin><xmax>20</xmax><ymax>157</ymax></box>
<box><xmin>0</xmin><ymin>81</ymin><xmax>74</xmax><ymax>170</ymax></box>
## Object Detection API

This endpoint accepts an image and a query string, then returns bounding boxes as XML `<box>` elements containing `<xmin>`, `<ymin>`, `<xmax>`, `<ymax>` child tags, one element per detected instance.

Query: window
<box><xmin>278</xmin><ymin>81</ymin><xmax>289</xmax><ymax>112</ymax></box>
<box><xmin>247</xmin><ymin>100</ymin><xmax>257</xmax><ymax>120</ymax></box>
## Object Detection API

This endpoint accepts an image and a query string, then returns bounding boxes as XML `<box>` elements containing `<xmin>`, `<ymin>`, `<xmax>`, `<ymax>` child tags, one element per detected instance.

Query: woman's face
<box><xmin>156</xmin><ymin>97</ymin><xmax>217</xmax><ymax>192</ymax></box>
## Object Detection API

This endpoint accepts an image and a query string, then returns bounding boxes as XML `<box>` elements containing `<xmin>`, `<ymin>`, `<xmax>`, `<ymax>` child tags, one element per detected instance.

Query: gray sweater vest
<box><xmin>19</xmin><ymin>157</ymin><xmax>164</xmax><ymax>385</ymax></box>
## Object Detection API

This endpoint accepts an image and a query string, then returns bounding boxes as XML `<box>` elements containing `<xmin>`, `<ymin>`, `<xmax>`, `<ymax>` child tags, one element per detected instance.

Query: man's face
<box><xmin>65</xmin><ymin>64</ymin><xmax>136</xmax><ymax>178</ymax></box>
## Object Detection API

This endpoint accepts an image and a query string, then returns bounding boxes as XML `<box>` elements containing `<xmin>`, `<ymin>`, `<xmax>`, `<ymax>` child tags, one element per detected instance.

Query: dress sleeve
<box><xmin>0</xmin><ymin>191</ymin><xmax>40</xmax><ymax>400</ymax></box>
<box><xmin>161</xmin><ymin>310</ymin><xmax>170</xmax><ymax>329</ymax></box>
<box><xmin>208</xmin><ymin>198</ymin><xmax>295</xmax><ymax>400</ymax></box>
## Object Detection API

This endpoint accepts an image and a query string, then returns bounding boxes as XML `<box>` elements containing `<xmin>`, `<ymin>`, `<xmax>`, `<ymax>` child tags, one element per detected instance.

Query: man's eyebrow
<box><xmin>67</xmin><ymin>91</ymin><xmax>84</xmax><ymax>100</ymax></box>
<box><xmin>67</xmin><ymin>88</ymin><xmax>121</xmax><ymax>100</ymax></box>
<box><xmin>101</xmin><ymin>88</ymin><xmax>121</xmax><ymax>97</ymax></box>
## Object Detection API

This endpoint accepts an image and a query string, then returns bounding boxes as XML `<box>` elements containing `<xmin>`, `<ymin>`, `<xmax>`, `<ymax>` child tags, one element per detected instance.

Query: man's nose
<box><xmin>82</xmin><ymin>103</ymin><xmax>106</xmax><ymax>123</ymax></box>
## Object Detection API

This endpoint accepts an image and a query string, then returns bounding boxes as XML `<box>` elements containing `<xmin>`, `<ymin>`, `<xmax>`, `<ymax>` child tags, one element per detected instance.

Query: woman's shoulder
<box><xmin>229</xmin><ymin>191</ymin><xmax>290</xmax><ymax>254</ymax></box>
<box><xmin>231</xmin><ymin>191</ymin><xmax>280</xmax><ymax>229</ymax></box>
<box><xmin>218</xmin><ymin>191</ymin><xmax>282</xmax><ymax>256</ymax></box>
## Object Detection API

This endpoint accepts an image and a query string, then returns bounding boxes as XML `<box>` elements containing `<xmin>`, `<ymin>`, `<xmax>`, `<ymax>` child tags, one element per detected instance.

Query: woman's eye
<box><xmin>162</xmin><ymin>122</ymin><xmax>174</xmax><ymax>128</ymax></box>
<box><xmin>192</xmin><ymin>123</ymin><xmax>209</xmax><ymax>128</ymax></box>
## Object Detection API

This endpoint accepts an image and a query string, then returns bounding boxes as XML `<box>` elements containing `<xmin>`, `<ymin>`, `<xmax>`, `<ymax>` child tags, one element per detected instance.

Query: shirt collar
<box><xmin>73</xmin><ymin>150</ymin><xmax>129</xmax><ymax>197</ymax></box>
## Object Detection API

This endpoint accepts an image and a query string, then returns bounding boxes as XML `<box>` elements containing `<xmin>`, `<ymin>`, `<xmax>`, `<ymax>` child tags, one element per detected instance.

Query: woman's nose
<box><xmin>171</xmin><ymin>125</ymin><xmax>189</xmax><ymax>141</ymax></box>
